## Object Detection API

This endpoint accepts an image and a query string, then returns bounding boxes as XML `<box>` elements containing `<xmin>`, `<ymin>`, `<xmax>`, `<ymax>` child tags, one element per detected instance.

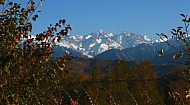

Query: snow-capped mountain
<box><xmin>57</xmin><ymin>29</ymin><xmax>155</xmax><ymax>57</ymax></box>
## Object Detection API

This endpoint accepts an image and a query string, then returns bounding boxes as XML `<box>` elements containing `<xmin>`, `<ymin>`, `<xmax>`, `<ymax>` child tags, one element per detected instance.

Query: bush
<box><xmin>0</xmin><ymin>1</ymin><xmax>72</xmax><ymax>104</ymax></box>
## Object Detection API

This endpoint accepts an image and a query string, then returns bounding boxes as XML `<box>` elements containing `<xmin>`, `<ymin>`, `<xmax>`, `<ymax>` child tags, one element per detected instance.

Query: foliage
<box><xmin>0</xmin><ymin>0</ymin><xmax>189</xmax><ymax>104</ymax></box>
<box><xmin>157</xmin><ymin>13</ymin><xmax>190</xmax><ymax>102</ymax></box>
<box><xmin>62</xmin><ymin>60</ymin><xmax>165</xmax><ymax>105</ymax></box>
<box><xmin>0</xmin><ymin>0</ymin><xmax>4</xmax><ymax>5</ymax></box>
<box><xmin>0</xmin><ymin>0</ymin><xmax>72</xmax><ymax>104</ymax></box>
<box><xmin>64</xmin><ymin>60</ymin><xmax>190</xmax><ymax>104</ymax></box>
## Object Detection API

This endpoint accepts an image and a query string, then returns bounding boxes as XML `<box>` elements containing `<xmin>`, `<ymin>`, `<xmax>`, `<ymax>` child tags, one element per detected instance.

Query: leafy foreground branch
<box><xmin>0</xmin><ymin>1</ymin><xmax>72</xmax><ymax>104</ymax></box>
<box><xmin>157</xmin><ymin>13</ymin><xmax>190</xmax><ymax>102</ymax></box>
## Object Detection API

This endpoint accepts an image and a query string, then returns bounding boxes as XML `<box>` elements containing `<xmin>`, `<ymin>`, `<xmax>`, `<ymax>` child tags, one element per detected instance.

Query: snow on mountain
<box><xmin>57</xmin><ymin>29</ymin><xmax>156</xmax><ymax>57</ymax></box>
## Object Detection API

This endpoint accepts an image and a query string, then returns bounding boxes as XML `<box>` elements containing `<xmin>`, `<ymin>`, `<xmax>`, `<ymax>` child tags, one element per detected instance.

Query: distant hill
<box><xmin>95</xmin><ymin>42</ymin><xmax>187</xmax><ymax>64</ymax></box>
<box><xmin>65</xmin><ymin>57</ymin><xmax>186</xmax><ymax>76</ymax></box>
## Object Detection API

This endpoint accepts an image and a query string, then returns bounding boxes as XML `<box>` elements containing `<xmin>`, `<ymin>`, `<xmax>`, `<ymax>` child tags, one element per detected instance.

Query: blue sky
<box><xmin>18</xmin><ymin>0</ymin><xmax>190</xmax><ymax>39</ymax></box>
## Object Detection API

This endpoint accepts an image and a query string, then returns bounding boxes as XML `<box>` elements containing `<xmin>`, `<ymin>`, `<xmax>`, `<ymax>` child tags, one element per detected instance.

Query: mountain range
<box><xmin>56</xmin><ymin>29</ymin><xmax>155</xmax><ymax>57</ymax></box>
<box><xmin>52</xmin><ymin>29</ymin><xmax>187</xmax><ymax>64</ymax></box>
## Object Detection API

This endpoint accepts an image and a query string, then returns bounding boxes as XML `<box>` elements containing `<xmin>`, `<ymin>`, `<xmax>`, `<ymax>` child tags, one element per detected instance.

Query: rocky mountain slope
<box><xmin>56</xmin><ymin>29</ymin><xmax>155</xmax><ymax>57</ymax></box>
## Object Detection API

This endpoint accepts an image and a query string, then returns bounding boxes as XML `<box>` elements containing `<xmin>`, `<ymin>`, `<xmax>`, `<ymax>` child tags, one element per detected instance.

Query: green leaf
<box><xmin>0</xmin><ymin>0</ymin><xmax>4</xmax><ymax>5</ymax></box>
<box><xmin>32</xmin><ymin>17</ymin><xmax>36</xmax><ymax>21</ymax></box>
<box><xmin>177</xmin><ymin>28</ymin><xmax>181</xmax><ymax>33</ymax></box>
<box><xmin>187</xmin><ymin>18</ymin><xmax>190</xmax><ymax>22</ymax></box>
<box><xmin>60</xmin><ymin>67</ymin><xmax>64</xmax><ymax>72</ymax></box>
<box><xmin>172</xmin><ymin>29</ymin><xmax>176</xmax><ymax>32</ymax></box>
<box><xmin>160</xmin><ymin>33</ymin><xmax>168</xmax><ymax>39</ymax></box>
<box><xmin>182</xmin><ymin>19</ymin><xmax>187</xmax><ymax>22</ymax></box>
<box><xmin>9</xmin><ymin>2</ymin><xmax>13</xmax><ymax>6</ymax></box>
<box><xmin>34</xmin><ymin>14</ymin><xmax>38</xmax><ymax>18</ymax></box>
<box><xmin>177</xmin><ymin>26</ymin><xmax>183</xmax><ymax>29</ymax></box>
<box><xmin>180</xmin><ymin>14</ymin><xmax>186</xmax><ymax>18</ymax></box>
<box><xmin>171</xmin><ymin>31</ymin><xmax>178</xmax><ymax>36</ymax></box>
<box><xmin>156</xmin><ymin>33</ymin><xmax>160</xmax><ymax>36</ymax></box>
<box><xmin>186</xmin><ymin>42</ymin><xmax>189</xmax><ymax>47</ymax></box>
<box><xmin>21</xmin><ymin>8</ymin><xmax>26</xmax><ymax>12</ymax></box>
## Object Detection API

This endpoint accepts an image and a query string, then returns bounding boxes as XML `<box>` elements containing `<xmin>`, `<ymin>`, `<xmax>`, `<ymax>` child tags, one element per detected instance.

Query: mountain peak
<box><xmin>98</xmin><ymin>29</ymin><xmax>106</xmax><ymax>34</ymax></box>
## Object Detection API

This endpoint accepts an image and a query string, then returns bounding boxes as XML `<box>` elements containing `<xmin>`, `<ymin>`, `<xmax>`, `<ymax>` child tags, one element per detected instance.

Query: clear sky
<box><xmin>17</xmin><ymin>0</ymin><xmax>190</xmax><ymax>39</ymax></box>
